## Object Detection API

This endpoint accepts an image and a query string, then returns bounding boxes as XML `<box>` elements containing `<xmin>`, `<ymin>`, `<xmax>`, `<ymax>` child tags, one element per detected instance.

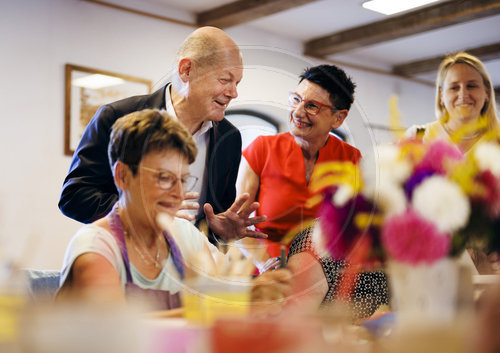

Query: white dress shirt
<box><xmin>165</xmin><ymin>84</ymin><xmax>212</xmax><ymax>220</ymax></box>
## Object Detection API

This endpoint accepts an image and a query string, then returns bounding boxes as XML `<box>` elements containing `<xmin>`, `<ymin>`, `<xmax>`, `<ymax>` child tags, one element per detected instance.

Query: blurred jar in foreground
<box><xmin>183</xmin><ymin>275</ymin><xmax>252</xmax><ymax>326</ymax></box>
<box><xmin>0</xmin><ymin>260</ymin><xmax>27</xmax><ymax>353</ymax></box>
<box><xmin>19</xmin><ymin>301</ymin><xmax>146</xmax><ymax>353</ymax></box>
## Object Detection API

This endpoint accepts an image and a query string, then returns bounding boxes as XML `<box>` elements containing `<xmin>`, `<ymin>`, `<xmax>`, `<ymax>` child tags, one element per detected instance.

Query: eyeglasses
<box><xmin>288</xmin><ymin>92</ymin><xmax>337</xmax><ymax>116</ymax></box>
<box><xmin>140</xmin><ymin>166</ymin><xmax>198</xmax><ymax>192</ymax></box>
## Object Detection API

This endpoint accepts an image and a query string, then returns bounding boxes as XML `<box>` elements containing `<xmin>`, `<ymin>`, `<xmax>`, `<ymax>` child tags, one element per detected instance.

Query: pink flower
<box><xmin>381</xmin><ymin>209</ymin><xmax>450</xmax><ymax>265</ymax></box>
<box><xmin>416</xmin><ymin>140</ymin><xmax>463</xmax><ymax>174</ymax></box>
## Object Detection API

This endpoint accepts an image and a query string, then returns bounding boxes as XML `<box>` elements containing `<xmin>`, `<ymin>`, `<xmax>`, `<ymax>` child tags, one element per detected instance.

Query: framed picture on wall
<box><xmin>64</xmin><ymin>64</ymin><xmax>152</xmax><ymax>156</ymax></box>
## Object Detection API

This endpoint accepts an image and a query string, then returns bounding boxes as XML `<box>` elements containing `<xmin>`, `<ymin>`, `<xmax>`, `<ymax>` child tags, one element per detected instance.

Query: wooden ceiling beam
<box><xmin>197</xmin><ymin>0</ymin><xmax>319</xmax><ymax>28</ymax></box>
<box><xmin>81</xmin><ymin>0</ymin><xmax>196</xmax><ymax>27</ymax></box>
<box><xmin>304</xmin><ymin>0</ymin><xmax>500</xmax><ymax>57</ymax></box>
<box><xmin>393</xmin><ymin>42</ymin><xmax>500</xmax><ymax>76</ymax></box>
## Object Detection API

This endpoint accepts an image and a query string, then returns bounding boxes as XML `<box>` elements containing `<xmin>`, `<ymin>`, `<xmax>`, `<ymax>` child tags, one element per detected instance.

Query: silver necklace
<box><xmin>131</xmin><ymin>241</ymin><xmax>162</xmax><ymax>269</ymax></box>
<box><xmin>125</xmin><ymin>230</ymin><xmax>163</xmax><ymax>269</ymax></box>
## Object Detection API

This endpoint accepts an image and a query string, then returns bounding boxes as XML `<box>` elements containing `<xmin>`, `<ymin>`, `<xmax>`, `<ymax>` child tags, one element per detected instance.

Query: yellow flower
<box><xmin>310</xmin><ymin>162</ymin><xmax>362</xmax><ymax>194</ymax></box>
<box><xmin>449</xmin><ymin>152</ymin><xmax>485</xmax><ymax>197</ymax></box>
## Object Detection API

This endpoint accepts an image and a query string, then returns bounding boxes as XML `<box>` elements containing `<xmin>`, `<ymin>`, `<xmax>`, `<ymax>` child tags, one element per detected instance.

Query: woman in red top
<box><xmin>239</xmin><ymin>65</ymin><xmax>361</xmax><ymax>272</ymax></box>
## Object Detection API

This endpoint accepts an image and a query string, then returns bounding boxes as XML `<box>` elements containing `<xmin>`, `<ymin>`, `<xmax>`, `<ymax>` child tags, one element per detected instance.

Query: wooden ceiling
<box><xmin>197</xmin><ymin>0</ymin><xmax>321</xmax><ymax>28</ymax></box>
<box><xmin>84</xmin><ymin>0</ymin><xmax>500</xmax><ymax>100</ymax></box>
<box><xmin>303</xmin><ymin>0</ymin><xmax>500</xmax><ymax>57</ymax></box>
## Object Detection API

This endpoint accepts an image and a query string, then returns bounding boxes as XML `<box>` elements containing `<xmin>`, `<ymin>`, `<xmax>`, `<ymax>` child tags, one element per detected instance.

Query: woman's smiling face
<box><xmin>124</xmin><ymin>149</ymin><xmax>190</xmax><ymax>229</ymax></box>
<box><xmin>440</xmin><ymin>63</ymin><xmax>488</xmax><ymax>123</ymax></box>
<box><xmin>289</xmin><ymin>80</ymin><xmax>343</xmax><ymax>143</ymax></box>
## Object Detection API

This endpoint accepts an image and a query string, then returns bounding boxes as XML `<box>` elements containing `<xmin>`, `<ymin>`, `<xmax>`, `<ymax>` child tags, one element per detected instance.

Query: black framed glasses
<box><xmin>288</xmin><ymin>92</ymin><xmax>337</xmax><ymax>116</ymax></box>
<box><xmin>140</xmin><ymin>166</ymin><xmax>198</xmax><ymax>192</ymax></box>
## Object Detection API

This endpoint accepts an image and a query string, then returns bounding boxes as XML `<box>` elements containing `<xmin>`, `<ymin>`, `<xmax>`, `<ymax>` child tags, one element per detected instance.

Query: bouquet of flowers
<box><xmin>310</xmin><ymin>139</ymin><xmax>500</xmax><ymax>267</ymax></box>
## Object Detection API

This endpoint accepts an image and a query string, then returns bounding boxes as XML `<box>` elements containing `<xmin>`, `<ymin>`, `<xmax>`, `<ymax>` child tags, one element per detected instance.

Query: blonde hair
<box><xmin>435</xmin><ymin>51</ymin><xmax>498</xmax><ymax>131</ymax></box>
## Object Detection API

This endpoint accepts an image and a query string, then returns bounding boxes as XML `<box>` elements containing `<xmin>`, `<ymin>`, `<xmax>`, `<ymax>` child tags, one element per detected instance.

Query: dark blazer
<box><xmin>59</xmin><ymin>85</ymin><xmax>242</xmax><ymax>241</ymax></box>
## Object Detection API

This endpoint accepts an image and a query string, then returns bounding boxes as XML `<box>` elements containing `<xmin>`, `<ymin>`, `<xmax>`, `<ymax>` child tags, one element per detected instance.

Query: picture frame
<box><xmin>64</xmin><ymin>64</ymin><xmax>152</xmax><ymax>156</ymax></box>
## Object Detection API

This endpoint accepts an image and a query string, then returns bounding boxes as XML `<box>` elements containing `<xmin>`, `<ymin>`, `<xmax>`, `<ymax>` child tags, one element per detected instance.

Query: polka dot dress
<box><xmin>288</xmin><ymin>226</ymin><xmax>390</xmax><ymax>320</ymax></box>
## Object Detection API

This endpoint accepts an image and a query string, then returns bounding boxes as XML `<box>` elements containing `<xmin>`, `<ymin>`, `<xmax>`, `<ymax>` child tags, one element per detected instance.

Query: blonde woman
<box><xmin>405</xmin><ymin>52</ymin><xmax>499</xmax><ymax>152</ymax></box>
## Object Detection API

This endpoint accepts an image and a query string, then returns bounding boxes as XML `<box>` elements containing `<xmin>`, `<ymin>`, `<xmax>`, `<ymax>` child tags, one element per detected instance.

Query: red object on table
<box><xmin>211</xmin><ymin>316</ymin><xmax>321</xmax><ymax>353</ymax></box>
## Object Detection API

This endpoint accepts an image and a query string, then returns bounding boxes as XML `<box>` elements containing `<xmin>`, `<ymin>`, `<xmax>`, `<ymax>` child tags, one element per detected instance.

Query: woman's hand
<box><xmin>256</xmin><ymin>256</ymin><xmax>280</xmax><ymax>274</ymax></box>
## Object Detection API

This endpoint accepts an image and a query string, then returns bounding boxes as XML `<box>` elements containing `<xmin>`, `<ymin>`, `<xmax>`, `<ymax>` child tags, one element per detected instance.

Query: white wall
<box><xmin>1</xmin><ymin>0</ymin><xmax>193</xmax><ymax>269</ymax></box>
<box><xmin>0</xmin><ymin>0</ymin><xmax>434</xmax><ymax>269</ymax></box>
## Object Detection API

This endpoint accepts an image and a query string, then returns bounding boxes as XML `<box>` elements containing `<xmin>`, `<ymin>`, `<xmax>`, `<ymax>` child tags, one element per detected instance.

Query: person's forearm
<box><xmin>287</xmin><ymin>253</ymin><xmax>328</xmax><ymax>308</ymax></box>
<box><xmin>59</xmin><ymin>186</ymin><xmax>118</xmax><ymax>223</ymax></box>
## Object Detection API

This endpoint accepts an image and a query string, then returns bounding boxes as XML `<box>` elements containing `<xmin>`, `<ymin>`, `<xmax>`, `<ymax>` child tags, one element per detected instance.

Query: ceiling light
<box><xmin>72</xmin><ymin>74</ymin><xmax>125</xmax><ymax>89</ymax></box>
<box><xmin>362</xmin><ymin>0</ymin><xmax>440</xmax><ymax>15</ymax></box>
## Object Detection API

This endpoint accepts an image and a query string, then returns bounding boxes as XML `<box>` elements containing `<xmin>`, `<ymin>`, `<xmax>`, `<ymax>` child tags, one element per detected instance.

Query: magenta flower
<box><xmin>319</xmin><ymin>189</ymin><xmax>380</xmax><ymax>261</ymax></box>
<box><xmin>381</xmin><ymin>209</ymin><xmax>450</xmax><ymax>265</ymax></box>
<box><xmin>404</xmin><ymin>141</ymin><xmax>463</xmax><ymax>199</ymax></box>
<box><xmin>416</xmin><ymin>140</ymin><xmax>463</xmax><ymax>174</ymax></box>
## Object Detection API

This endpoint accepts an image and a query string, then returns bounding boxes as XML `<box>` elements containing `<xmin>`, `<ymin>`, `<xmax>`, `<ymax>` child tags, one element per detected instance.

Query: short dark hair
<box><xmin>108</xmin><ymin>109</ymin><xmax>197</xmax><ymax>175</ymax></box>
<box><xmin>299</xmin><ymin>64</ymin><xmax>356</xmax><ymax>111</ymax></box>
